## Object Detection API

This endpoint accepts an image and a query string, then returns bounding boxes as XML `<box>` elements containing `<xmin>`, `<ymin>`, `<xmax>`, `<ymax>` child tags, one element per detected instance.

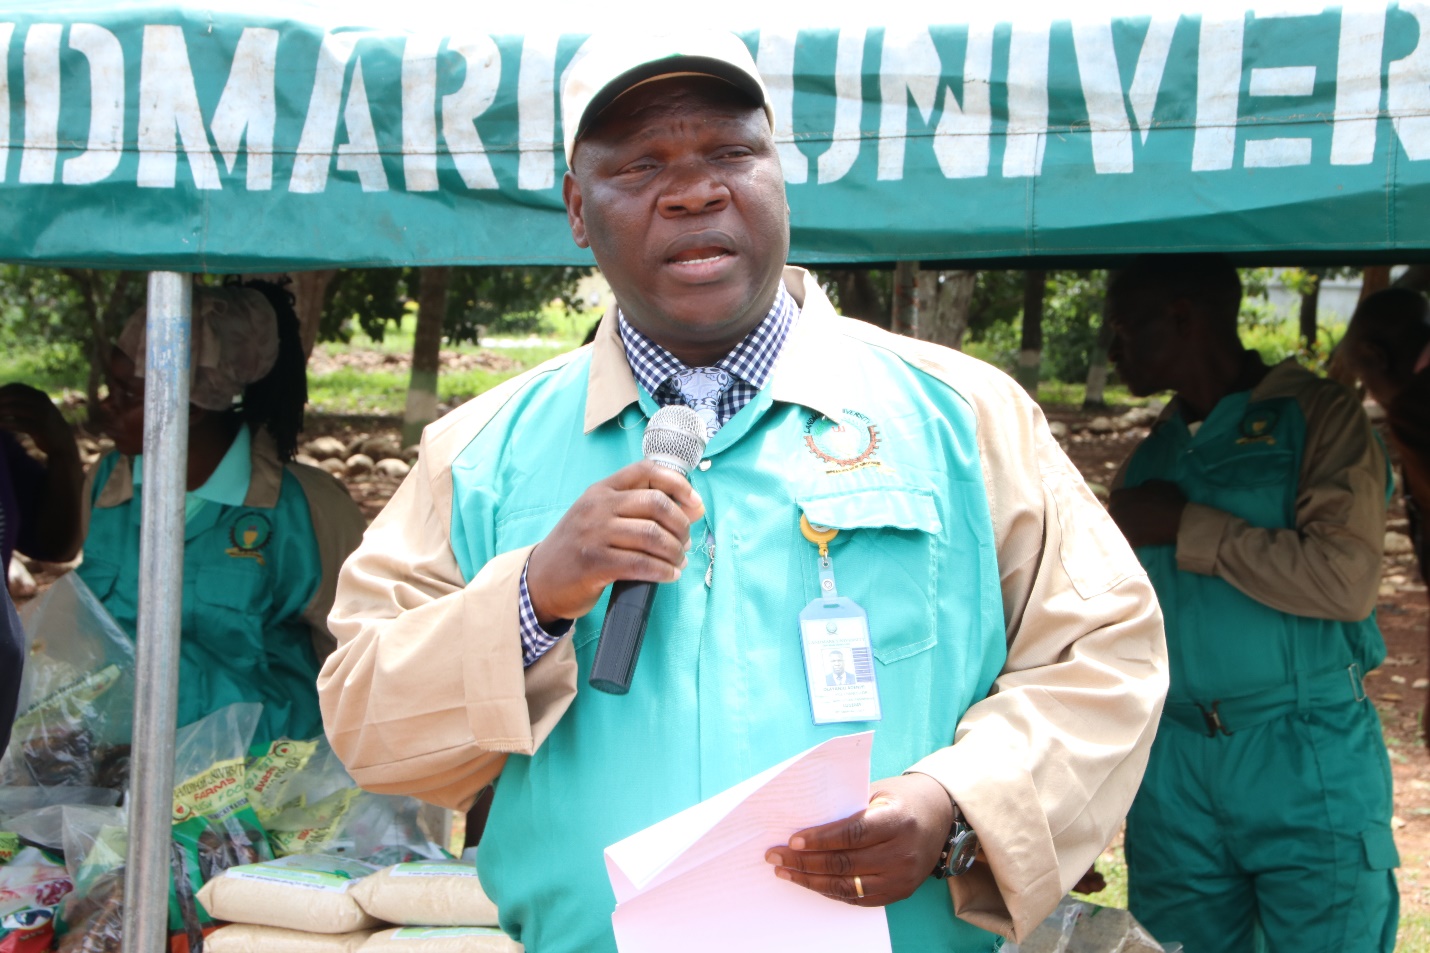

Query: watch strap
<box><xmin>931</xmin><ymin>808</ymin><xmax>978</xmax><ymax>879</ymax></box>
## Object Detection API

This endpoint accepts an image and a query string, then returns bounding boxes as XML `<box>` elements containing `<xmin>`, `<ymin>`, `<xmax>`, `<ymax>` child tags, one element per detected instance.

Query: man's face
<box><xmin>563</xmin><ymin>76</ymin><xmax>789</xmax><ymax>357</ymax></box>
<box><xmin>830</xmin><ymin>653</ymin><xmax>844</xmax><ymax>675</ymax></box>
<box><xmin>1107</xmin><ymin>290</ymin><xmax>1182</xmax><ymax>398</ymax></box>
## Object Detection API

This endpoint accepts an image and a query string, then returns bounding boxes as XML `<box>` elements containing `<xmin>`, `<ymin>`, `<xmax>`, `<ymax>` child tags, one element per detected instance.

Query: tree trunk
<box><xmin>826</xmin><ymin>269</ymin><xmax>889</xmax><ymax>328</ymax></box>
<box><xmin>62</xmin><ymin>268</ymin><xmax>134</xmax><ymax>416</ymax></box>
<box><xmin>292</xmin><ymin>269</ymin><xmax>339</xmax><ymax>358</ymax></box>
<box><xmin>1084</xmin><ymin>315</ymin><xmax>1116</xmax><ymax>410</ymax></box>
<box><xmin>1015</xmin><ymin>270</ymin><xmax>1046</xmax><ymax>394</ymax></box>
<box><xmin>1359</xmin><ymin>266</ymin><xmax>1391</xmax><ymax>302</ymax></box>
<box><xmin>403</xmin><ymin>266</ymin><xmax>451</xmax><ymax>447</ymax></box>
<box><xmin>1298</xmin><ymin>269</ymin><xmax>1323</xmax><ymax>353</ymax></box>
<box><xmin>921</xmin><ymin>271</ymin><xmax>976</xmax><ymax>350</ymax></box>
<box><xmin>890</xmin><ymin>261</ymin><xmax>919</xmax><ymax>337</ymax></box>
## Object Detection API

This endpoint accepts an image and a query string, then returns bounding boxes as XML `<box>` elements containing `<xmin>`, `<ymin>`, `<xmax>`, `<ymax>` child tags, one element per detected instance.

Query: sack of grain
<box><xmin>361</xmin><ymin>927</ymin><xmax>521</xmax><ymax>953</ymax></box>
<box><xmin>349</xmin><ymin>861</ymin><xmax>497</xmax><ymax>927</ymax></box>
<box><xmin>196</xmin><ymin>855</ymin><xmax>382</xmax><ymax>933</ymax></box>
<box><xmin>206</xmin><ymin>924</ymin><xmax>378</xmax><ymax>953</ymax></box>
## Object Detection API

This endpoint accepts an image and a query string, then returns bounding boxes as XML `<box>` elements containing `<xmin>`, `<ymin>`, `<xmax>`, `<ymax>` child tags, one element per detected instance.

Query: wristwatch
<box><xmin>931</xmin><ymin>807</ymin><xmax>978</xmax><ymax>879</ymax></box>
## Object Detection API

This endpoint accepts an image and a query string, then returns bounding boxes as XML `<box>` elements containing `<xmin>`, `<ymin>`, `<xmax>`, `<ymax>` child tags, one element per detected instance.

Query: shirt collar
<box><xmin>584</xmin><ymin>267</ymin><xmax>845</xmax><ymax>434</ymax></box>
<box><xmin>132</xmin><ymin>424</ymin><xmax>252</xmax><ymax>508</ymax></box>
<box><xmin>616</xmin><ymin>282</ymin><xmax>798</xmax><ymax>398</ymax></box>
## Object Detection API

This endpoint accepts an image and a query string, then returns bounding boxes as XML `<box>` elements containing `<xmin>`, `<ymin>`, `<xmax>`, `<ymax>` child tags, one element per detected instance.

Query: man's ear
<box><xmin>563</xmin><ymin>171</ymin><xmax>590</xmax><ymax>249</ymax></box>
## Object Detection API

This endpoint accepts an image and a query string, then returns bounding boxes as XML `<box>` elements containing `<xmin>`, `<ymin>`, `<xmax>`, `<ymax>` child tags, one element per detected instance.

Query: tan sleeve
<box><xmin>1174</xmin><ymin>379</ymin><xmax>1387</xmax><ymax>622</ymax></box>
<box><xmin>317</xmin><ymin>367</ymin><xmax>581</xmax><ymax>812</ymax></box>
<box><xmin>891</xmin><ymin>346</ymin><xmax>1167</xmax><ymax>943</ymax></box>
<box><xmin>289</xmin><ymin>464</ymin><xmax>369</xmax><ymax>663</ymax></box>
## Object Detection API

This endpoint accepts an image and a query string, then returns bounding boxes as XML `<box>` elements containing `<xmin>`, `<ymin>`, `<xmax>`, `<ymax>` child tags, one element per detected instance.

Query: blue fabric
<box><xmin>452</xmin><ymin>338</ymin><xmax>1006</xmax><ymax>953</ymax></box>
<box><xmin>0</xmin><ymin>584</ymin><xmax>22</xmax><ymax>754</ymax></box>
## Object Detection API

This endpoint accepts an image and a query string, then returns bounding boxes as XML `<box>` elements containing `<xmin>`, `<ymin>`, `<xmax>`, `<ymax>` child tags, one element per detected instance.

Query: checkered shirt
<box><xmin>518</xmin><ymin>284</ymin><xmax>800</xmax><ymax>667</ymax></box>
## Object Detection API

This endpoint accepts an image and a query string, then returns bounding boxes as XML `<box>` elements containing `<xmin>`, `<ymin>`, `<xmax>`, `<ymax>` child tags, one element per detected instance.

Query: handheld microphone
<box><xmin>589</xmin><ymin>405</ymin><xmax>708</xmax><ymax>695</ymax></box>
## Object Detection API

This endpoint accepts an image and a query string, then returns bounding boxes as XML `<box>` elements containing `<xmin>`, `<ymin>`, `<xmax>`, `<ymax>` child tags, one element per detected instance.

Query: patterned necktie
<box><xmin>672</xmin><ymin>367</ymin><xmax>734</xmax><ymax>438</ymax></box>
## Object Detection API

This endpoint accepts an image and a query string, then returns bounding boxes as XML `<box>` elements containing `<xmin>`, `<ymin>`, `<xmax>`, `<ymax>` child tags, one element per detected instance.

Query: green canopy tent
<box><xmin>2</xmin><ymin>2</ymin><xmax>1428</xmax><ymax>948</ymax></box>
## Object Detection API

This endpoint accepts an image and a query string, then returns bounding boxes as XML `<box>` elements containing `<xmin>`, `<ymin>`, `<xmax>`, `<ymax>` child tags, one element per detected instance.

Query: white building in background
<box><xmin>1263</xmin><ymin>267</ymin><xmax>1408</xmax><ymax>324</ymax></box>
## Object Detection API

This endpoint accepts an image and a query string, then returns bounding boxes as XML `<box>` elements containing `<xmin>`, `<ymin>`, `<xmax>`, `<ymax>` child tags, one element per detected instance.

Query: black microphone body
<box><xmin>588</xmin><ymin>405</ymin><xmax>707</xmax><ymax>695</ymax></box>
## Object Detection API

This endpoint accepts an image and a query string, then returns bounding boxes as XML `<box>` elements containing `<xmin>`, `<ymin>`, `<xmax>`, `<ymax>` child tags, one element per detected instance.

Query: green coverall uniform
<box><xmin>1121</xmin><ymin>361</ymin><xmax>1398</xmax><ymax>952</ymax></box>
<box><xmin>79</xmin><ymin>426</ymin><xmax>363</xmax><ymax>744</ymax></box>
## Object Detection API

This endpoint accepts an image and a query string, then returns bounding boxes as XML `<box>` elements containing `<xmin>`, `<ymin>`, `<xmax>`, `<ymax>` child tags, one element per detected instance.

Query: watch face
<box><xmin>949</xmin><ymin>829</ymin><xmax>979</xmax><ymax>876</ymax></box>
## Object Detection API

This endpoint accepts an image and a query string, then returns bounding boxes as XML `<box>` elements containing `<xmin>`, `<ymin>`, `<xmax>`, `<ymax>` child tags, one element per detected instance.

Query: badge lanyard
<box><xmin>797</xmin><ymin>514</ymin><xmax>882</xmax><ymax>725</ymax></box>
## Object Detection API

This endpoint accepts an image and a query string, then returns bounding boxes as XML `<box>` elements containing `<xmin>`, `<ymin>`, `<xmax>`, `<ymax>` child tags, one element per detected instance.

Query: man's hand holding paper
<box><xmin>765</xmin><ymin>773</ymin><xmax>953</xmax><ymax>907</ymax></box>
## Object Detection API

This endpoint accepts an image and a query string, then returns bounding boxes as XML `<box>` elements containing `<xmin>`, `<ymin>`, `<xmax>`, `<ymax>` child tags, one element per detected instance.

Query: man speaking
<box><xmin>319</xmin><ymin>32</ymin><xmax>1166</xmax><ymax>952</ymax></box>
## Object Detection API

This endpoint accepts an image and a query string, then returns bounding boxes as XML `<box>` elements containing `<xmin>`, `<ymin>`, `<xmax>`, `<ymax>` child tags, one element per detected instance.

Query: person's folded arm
<box><xmin>894</xmin><ymin>350</ymin><xmax>1167</xmax><ymax>943</ymax></box>
<box><xmin>1176</xmin><ymin>382</ymin><xmax>1387</xmax><ymax>622</ymax></box>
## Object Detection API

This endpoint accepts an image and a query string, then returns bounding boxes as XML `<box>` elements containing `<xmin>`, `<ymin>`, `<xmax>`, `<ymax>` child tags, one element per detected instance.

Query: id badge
<box><xmin>799</xmin><ymin>597</ymin><xmax>882</xmax><ymax>725</ymax></box>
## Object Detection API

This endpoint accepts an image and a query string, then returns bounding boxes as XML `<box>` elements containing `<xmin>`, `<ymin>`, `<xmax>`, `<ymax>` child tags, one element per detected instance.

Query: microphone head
<box><xmin>643</xmin><ymin>405</ymin><xmax>707</xmax><ymax>476</ymax></box>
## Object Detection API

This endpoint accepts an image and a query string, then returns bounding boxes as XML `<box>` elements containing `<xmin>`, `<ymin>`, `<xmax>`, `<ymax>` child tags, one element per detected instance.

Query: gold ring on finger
<box><xmin>853</xmin><ymin>875</ymin><xmax>864</xmax><ymax>899</ymax></box>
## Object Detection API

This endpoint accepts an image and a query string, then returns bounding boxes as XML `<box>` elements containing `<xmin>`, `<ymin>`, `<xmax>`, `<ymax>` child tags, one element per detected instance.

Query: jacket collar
<box><xmin>94</xmin><ymin>426</ymin><xmax>285</xmax><ymax>510</ymax></box>
<box><xmin>582</xmin><ymin>265</ymin><xmax>846</xmax><ymax>434</ymax></box>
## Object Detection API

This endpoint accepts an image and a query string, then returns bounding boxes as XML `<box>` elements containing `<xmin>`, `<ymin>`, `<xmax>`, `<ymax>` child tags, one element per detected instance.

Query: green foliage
<box><xmin>321</xmin><ymin>266</ymin><xmax>591</xmax><ymax>344</ymax></box>
<box><xmin>0</xmin><ymin>266</ymin><xmax>144</xmax><ymax>395</ymax></box>
<box><xmin>323</xmin><ymin>268</ymin><xmax>408</xmax><ymax>343</ymax></box>
<box><xmin>448</xmin><ymin>266</ymin><xmax>590</xmax><ymax>340</ymax></box>
<box><xmin>307</xmin><ymin>342</ymin><xmax>569</xmax><ymax>415</ymax></box>
<box><xmin>965</xmin><ymin>271</ymin><xmax>1108</xmax><ymax>382</ymax></box>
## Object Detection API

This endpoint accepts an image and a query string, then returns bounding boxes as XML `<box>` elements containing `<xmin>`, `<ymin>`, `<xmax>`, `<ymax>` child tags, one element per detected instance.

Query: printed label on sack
<box><xmin>223</xmin><ymin>855</ymin><xmax>376</xmax><ymax>893</ymax></box>
<box><xmin>390</xmin><ymin>861</ymin><xmax>481</xmax><ymax>879</ymax></box>
<box><xmin>392</xmin><ymin>928</ymin><xmax>506</xmax><ymax>940</ymax></box>
<box><xmin>11</xmin><ymin>665</ymin><xmax>121</xmax><ymax>733</ymax></box>
<box><xmin>245</xmin><ymin>739</ymin><xmax>319</xmax><ymax>817</ymax></box>
<box><xmin>172</xmin><ymin>757</ymin><xmax>248</xmax><ymax>822</ymax></box>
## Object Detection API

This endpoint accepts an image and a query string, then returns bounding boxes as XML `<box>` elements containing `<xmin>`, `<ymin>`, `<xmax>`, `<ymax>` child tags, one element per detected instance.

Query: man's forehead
<box><xmin>584</xmin><ymin>76</ymin><xmax>764</xmax><ymax>140</ymax></box>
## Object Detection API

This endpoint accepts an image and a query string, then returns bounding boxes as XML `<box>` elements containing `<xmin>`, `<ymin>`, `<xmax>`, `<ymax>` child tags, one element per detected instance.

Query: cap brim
<box><xmin>574</xmin><ymin>55</ymin><xmax>767</xmax><ymax>146</ymax></box>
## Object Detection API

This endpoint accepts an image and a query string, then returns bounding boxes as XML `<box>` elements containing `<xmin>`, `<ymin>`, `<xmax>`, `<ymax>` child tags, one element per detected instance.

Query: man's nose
<box><xmin>658</xmin><ymin>163</ymin><xmax>730</xmax><ymax>216</ymax></box>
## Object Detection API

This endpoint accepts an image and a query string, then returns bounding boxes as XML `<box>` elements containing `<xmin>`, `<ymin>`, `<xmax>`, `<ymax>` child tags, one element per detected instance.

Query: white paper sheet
<box><xmin>604</xmin><ymin>732</ymin><xmax>891</xmax><ymax>953</ymax></box>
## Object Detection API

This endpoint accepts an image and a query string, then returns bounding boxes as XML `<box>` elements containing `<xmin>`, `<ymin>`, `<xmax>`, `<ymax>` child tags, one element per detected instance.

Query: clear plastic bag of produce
<box><xmin>251</xmin><ymin>738</ymin><xmax>442</xmax><ymax>864</ymax></box>
<box><xmin>55</xmin><ymin>805</ymin><xmax>127</xmax><ymax>953</ymax></box>
<box><xmin>169</xmin><ymin>703</ymin><xmax>275</xmax><ymax>934</ymax></box>
<box><xmin>0</xmin><ymin>574</ymin><xmax>134</xmax><ymax>793</ymax></box>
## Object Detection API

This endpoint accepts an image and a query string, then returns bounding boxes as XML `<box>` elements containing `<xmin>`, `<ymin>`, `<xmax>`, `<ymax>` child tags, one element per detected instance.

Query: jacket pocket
<box><xmin>193</xmin><ymin>568</ymin><xmax>274</xmax><ymax>671</ymax></box>
<box><xmin>1361</xmin><ymin>826</ymin><xmax>1400</xmax><ymax>871</ymax></box>
<box><xmin>796</xmin><ymin>487</ymin><xmax>941</xmax><ymax>664</ymax></box>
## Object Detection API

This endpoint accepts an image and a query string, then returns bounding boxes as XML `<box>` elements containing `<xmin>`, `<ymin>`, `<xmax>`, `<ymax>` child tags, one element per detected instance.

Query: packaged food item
<box><xmin>0</xmin><ymin>575</ymin><xmax>135</xmax><ymax>793</ymax></box>
<box><xmin>168</xmin><ymin>703</ymin><xmax>274</xmax><ymax>931</ymax></box>
<box><xmin>0</xmin><ymin>922</ymin><xmax>53</xmax><ymax>953</ymax></box>
<box><xmin>206</xmin><ymin>924</ymin><xmax>378</xmax><ymax>953</ymax></box>
<box><xmin>195</xmin><ymin>855</ymin><xmax>382</xmax><ymax>934</ymax></box>
<box><xmin>360</xmin><ymin>927</ymin><xmax>521</xmax><ymax>953</ymax></box>
<box><xmin>350</xmin><ymin>861</ymin><xmax>497</xmax><ymax>927</ymax></box>
<box><xmin>55</xmin><ymin>806</ymin><xmax>127</xmax><ymax>953</ymax></box>
<box><xmin>0</xmin><ymin>846</ymin><xmax>72</xmax><ymax>938</ymax></box>
<box><xmin>244</xmin><ymin>739</ymin><xmax>320</xmax><ymax>823</ymax></box>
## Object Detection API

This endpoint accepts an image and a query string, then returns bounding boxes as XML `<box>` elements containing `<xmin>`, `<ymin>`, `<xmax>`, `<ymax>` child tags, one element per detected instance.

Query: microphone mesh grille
<box><xmin>643</xmin><ymin>405</ymin><xmax>707</xmax><ymax>475</ymax></box>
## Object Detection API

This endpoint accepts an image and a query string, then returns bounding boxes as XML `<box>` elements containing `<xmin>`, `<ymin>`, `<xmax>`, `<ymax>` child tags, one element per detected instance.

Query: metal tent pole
<box><xmin>121</xmin><ymin>273</ymin><xmax>191</xmax><ymax>953</ymax></box>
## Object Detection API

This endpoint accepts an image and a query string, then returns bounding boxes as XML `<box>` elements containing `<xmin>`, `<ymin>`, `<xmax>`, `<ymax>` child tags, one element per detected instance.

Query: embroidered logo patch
<box><xmin>803</xmin><ymin>410</ymin><xmax>884</xmax><ymax>474</ymax></box>
<box><xmin>226</xmin><ymin>512</ymin><xmax>272</xmax><ymax>566</ymax></box>
<box><xmin>1236</xmin><ymin>407</ymin><xmax>1279</xmax><ymax>445</ymax></box>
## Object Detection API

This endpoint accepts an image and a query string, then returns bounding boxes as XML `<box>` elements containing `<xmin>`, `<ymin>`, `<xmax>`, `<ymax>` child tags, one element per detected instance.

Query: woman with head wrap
<box><xmin>78</xmin><ymin>280</ymin><xmax>365</xmax><ymax>743</ymax></box>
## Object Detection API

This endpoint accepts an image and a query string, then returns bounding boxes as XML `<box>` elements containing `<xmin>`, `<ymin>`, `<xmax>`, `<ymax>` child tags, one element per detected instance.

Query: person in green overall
<box><xmin>81</xmin><ymin>281</ymin><xmax>365</xmax><ymax>745</ymax></box>
<box><xmin>320</xmin><ymin>32</ymin><xmax>1168</xmax><ymax>953</ymax></box>
<box><xmin>1107</xmin><ymin>255</ymin><xmax>1397</xmax><ymax>953</ymax></box>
